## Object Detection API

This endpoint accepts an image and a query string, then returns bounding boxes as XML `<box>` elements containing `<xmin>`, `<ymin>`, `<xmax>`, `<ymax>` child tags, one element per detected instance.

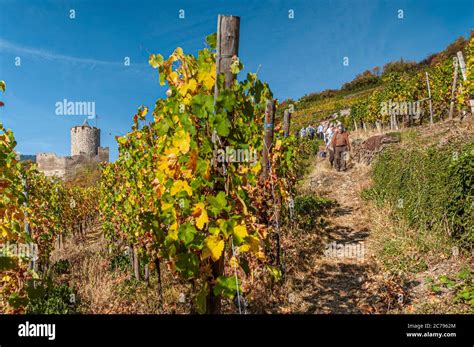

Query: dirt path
<box><xmin>278</xmin><ymin>156</ymin><xmax>403</xmax><ymax>314</ymax></box>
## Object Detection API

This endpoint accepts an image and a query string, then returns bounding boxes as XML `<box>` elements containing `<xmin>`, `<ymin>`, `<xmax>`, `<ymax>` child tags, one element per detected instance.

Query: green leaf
<box><xmin>215</xmin><ymin>114</ymin><xmax>230</xmax><ymax>137</ymax></box>
<box><xmin>207</xmin><ymin>191</ymin><xmax>228</xmax><ymax>215</ymax></box>
<box><xmin>195</xmin><ymin>283</ymin><xmax>208</xmax><ymax>314</ymax></box>
<box><xmin>205</xmin><ymin>33</ymin><xmax>217</xmax><ymax>50</ymax></box>
<box><xmin>239</xmin><ymin>257</ymin><xmax>251</xmax><ymax>276</ymax></box>
<box><xmin>175</xmin><ymin>253</ymin><xmax>199</xmax><ymax>279</ymax></box>
<box><xmin>192</xmin><ymin>94</ymin><xmax>214</xmax><ymax>118</ymax></box>
<box><xmin>230</xmin><ymin>58</ymin><xmax>243</xmax><ymax>74</ymax></box>
<box><xmin>217</xmin><ymin>90</ymin><xmax>235</xmax><ymax>111</ymax></box>
<box><xmin>457</xmin><ymin>268</ymin><xmax>471</xmax><ymax>281</ymax></box>
<box><xmin>266</xmin><ymin>265</ymin><xmax>283</xmax><ymax>281</ymax></box>
<box><xmin>149</xmin><ymin>54</ymin><xmax>163</xmax><ymax>69</ymax></box>
<box><xmin>213</xmin><ymin>275</ymin><xmax>241</xmax><ymax>299</ymax></box>
<box><xmin>0</xmin><ymin>80</ymin><xmax>5</xmax><ymax>92</ymax></box>
<box><xmin>178</xmin><ymin>223</ymin><xmax>196</xmax><ymax>246</ymax></box>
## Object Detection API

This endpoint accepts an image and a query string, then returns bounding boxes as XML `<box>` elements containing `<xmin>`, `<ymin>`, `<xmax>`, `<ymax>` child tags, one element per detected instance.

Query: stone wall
<box><xmin>37</xmin><ymin>150</ymin><xmax>109</xmax><ymax>179</ymax></box>
<box><xmin>36</xmin><ymin>153</ymin><xmax>68</xmax><ymax>178</ymax></box>
<box><xmin>350</xmin><ymin>133</ymin><xmax>400</xmax><ymax>165</ymax></box>
<box><xmin>97</xmin><ymin>147</ymin><xmax>109</xmax><ymax>162</ymax></box>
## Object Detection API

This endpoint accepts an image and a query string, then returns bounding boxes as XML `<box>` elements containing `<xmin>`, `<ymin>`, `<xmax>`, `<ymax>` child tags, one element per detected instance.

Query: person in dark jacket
<box><xmin>331</xmin><ymin>125</ymin><xmax>351</xmax><ymax>171</ymax></box>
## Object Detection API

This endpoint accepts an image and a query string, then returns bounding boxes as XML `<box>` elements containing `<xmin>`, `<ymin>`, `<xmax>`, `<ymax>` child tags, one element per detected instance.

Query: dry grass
<box><xmin>49</xmin><ymin>226</ymin><xmax>192</xmax><ymax>314</ymax></box>
<box><xmin>367</xmin><ymin>201</ymin><xmax>472</xmax><ymax>313</ymax></box>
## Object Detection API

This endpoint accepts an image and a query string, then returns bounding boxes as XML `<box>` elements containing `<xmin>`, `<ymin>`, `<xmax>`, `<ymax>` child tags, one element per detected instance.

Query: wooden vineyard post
<box><xmin>457</xmin><ymin>51</ymin><xmax>474</xmax><ymax>116</ymax></box>
<box><xmin>262</xmin><ymin>99</ymin><xmax>276</xmax><ymax>179</ymax></box>
<box><xmin>214</xmin><ymin>15</ymin><xmax>240</xmax><ymax>98</ymax></box>
<box><xmin>208</xmin><ymin>14</ymin><xmax>240</xmax><ymax>315</ymax></box>
<box><xmin>283</xmin><ymin>109</ymin><xmax>291</xmax><ymax>137</ymax></box>
<box><xmin>457</xmin><ymin>51</ymin><xmax>467</xmax><ymax>80</ymax></box>
<box><xmin>22</xmin><ymin>175</ymin><xmax>35</xmax><ymax>271</ymax></box>
<box><xmin>449</xmin><ymin>57</ymin><xmax>459</xmax><ymax>120</ymax></box>
<box><xmin>425</xmin><ymin>72</ymin><xmax>434</xmax><ymax>126</ymax></box>
<box><xmin>133</xmin><ymin>245</ymin><xmax>140</xmax><ymax>281</ymax></box>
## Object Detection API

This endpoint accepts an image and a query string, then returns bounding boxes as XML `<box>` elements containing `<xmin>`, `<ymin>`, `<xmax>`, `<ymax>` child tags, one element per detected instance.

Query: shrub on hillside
<box><xmin>365</xmin><ymin>140</ymin><xmax>473</xmax><ymax>247</ymax></box>
<box><xmin>294</xmin><ymin>194</ymin><xmax>336</xmax><ymax>230</ymax></box>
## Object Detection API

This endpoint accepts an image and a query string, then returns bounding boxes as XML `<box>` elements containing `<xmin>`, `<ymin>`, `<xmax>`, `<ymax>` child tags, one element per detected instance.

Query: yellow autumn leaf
<box><xmin>162</xmin><ymin>201</ymin><xmax>174</xmax><ymax>210</ymax></box>
<box><xmin>198</xmin><ymin>69</ymin><xmax>215</xmax><ymax>90</ymax></box>
<box><xmin>0</xmin><ymin>225</ymin><xmax>9</xmax><ymax>238</ymax></box>
<box><xmin>229</xmin><ymin>256</ymin><xmax>238</xmax><ymax>268</ymax></box>
<box><xmin>251</xmin><ymin>161</ymin><xmax>261</xmax><ymax>175</ymax></box>
<box><xmin>173</xmin><ymin>129</ymin><xmax>191</xmax><ymax>154</ymax></box>
<box><xmin>137</xmin><ymin>106</ymin><xmax>148</xmax><ymax>119</ymax></box>
<box><xmin>170</xmin><ymin>180</ymin><xmax>193</xmax><ymax>196</ymax></box>
<box><xmin>168</xmin><ymin>222</ymin><xmax>179</xmax><ymax>241</ymax></box>
<box><xmin>192</xmin><ymin>202</ymin><xmax>209</xmax><ymax>230</ymax></box>
<box><xmin>275</xmin><ymin>139</ymin><xmax>283</xmax><ymax>151</ymax></box>
<box><xmin>177</xmin><ymin>83</ymin><xmax>188</xmax><ymax>96</ymax></box>
<box><xmin>239</xmin><ymin>244</ymin><xmax>250</xmax><ymax>252</ymax></box>
<box><xmin>183</xmin><ymin>93</ymin><xmax>192</xmax><ymax>105</ymax></box>
<box><xmin>202</xmin><ymin>235</ymin><xmax>224</xmax><ymax>261</ymax></box>
<box><xmin>165</xmin><ymin>146</ymin><xmax>180</xmax><ymax>157</ymax></box>
<box><xmin>248</xmin><ymin>234</ymin><xmax>261</xmax><ymax>253</ymax></box>
<box><xmin>238</xmin><ymin>165</ymin><xmax>249</xmax><ymax>174</ymax></box>
<box><xmin>256</xmin><ymin>251</ymin><xmax>266</xmax><ymax>260</ymax></box>
<box><xmin>188</xmin><ymin>79</ymin><xmax>197</xmax><ymax>93</ymax></box>
<box><xmin>233</xmin><ymin>224</ymin><xmax>248</xmax><ymax>244</ymax></box>
<box><xmin>169</xmin><ymin>71</ymin><xmax>179</xmax><ymax>83</ymax></box>
<box><xmin>182</xmin><ymin>168</ymin><xmax>193</xmax><ymax>179</ymax></box>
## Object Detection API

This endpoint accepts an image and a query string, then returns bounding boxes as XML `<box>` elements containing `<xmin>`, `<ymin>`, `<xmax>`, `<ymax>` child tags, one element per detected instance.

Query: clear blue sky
<box><xmin>0</xmin><ymin>0</ymin><xmax>472</xmax><ymax>161</ymax></box>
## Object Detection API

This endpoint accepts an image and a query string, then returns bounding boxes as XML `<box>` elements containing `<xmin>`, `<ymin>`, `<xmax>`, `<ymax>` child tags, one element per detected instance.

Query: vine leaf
<box><xmin>214</xmin><ymin>276</ymin><xmax>241</xmax><ymax>299</ymax></box>
<box><xmin>202</xmin><ymin>235</ymin><xmax>224</xmax><ymax>261</ymax></box>
<box><xmin>192</xmin><ymin>202</ymin><xmax>209</xmax><ymax>230</ymax></box>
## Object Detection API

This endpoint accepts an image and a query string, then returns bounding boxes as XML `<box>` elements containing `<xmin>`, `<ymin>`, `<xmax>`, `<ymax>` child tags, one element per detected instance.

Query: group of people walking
<box><xmin>298</xmin><ymin>125</ymin><xmax>316</xmax><ymax>139</ymax></box>
<box><xmin>297</xmin><ymin>120</ymin><xmax>351</xmax><ymax>172</ymax></box>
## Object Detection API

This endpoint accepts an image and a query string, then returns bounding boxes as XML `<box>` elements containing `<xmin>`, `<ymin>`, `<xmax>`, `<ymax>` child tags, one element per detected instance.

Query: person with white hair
<box><xmin>299</xmin><ymin>127</ymin><xmax>306</xmax><ymax>138</ymax></box>
<box><xmin>325</xmin><ymin>124</ymin><xmax>336</xmax><ymax>167</ymax></box>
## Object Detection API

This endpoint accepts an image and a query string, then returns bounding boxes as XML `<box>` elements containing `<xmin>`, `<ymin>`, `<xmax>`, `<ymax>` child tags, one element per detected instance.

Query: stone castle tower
<box><xmin>71</xmin><ymin>120</ymin><xmax>101</xmax><ymax>156</ymax></box>
<box><xmin>37</xmin><ymin>120</ymin><xmax>109</xmax><ymax>179</ymax></box>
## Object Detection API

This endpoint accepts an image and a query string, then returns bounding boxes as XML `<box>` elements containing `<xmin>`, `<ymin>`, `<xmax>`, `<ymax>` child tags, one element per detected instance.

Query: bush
<box><xmin>27</xmin><ymin>283</ymin><xmax>77</xmax><ymax>314</ymax></box>
<box><xmin>294</xmin><ymin>194</ymin><xmax>336</xmax><ymax>230</ymax></box>
<box><xmin>109</xmin><ymin>252</ymin><xmax>131</xmax><ymax>272</ymax></box>
<box><xmin>51</xmin><ymin>259</ymin><xmax>71</xmax><ymax>275</ymax></box>
<box><xmin>368</xmin><ymin>140</ymin><xmax>473</xmax><ymax>247</ymax></box>
<box><xmin>294</xmin><ymin>138</ymin><xmax>322</xmax><ymax>179</ymax></box>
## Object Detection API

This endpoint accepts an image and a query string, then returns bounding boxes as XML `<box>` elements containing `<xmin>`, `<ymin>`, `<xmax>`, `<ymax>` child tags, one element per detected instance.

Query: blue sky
<box><xmin>0</xmin><ymin>0</ymin><xmax>472</xmax><ymax>161</ymax></box>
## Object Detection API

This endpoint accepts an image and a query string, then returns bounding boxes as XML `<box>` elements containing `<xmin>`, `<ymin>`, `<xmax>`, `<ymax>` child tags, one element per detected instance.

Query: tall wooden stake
<box><xmin>214</xmin><ymin>15</ymin><xmax>240</xmax><ymax>97</ymax></box>
<box><xmin>133</xmin><ymin>245</ymin><xmax>140</xmax><ymax>281</ymax></box>
<box><xmin>262</xmin><ymin>99</ymin><xmax>276</xmax><ymax>179</ymax></box>
<box><xmin>457</xmin><ymin>51</ymin><xmax>474</xmax><ymax>116</ymax></box>
<box><xmin>425</xmin><ymin>72</ymin><xmax>434</xmax><ymax>126</ymax></box>
<box><xmin>449</xmin><ymin>57</ymin><xmax>459</xmax><ymax>120</ymax></box>
<box><xmin>209</xmin><ymin>14</ymin><xmax>240</xmax><ymax>315</ymax></box>
<box><xmin>283</xmin><ymin>109</ymin><xmax>291</xmax><ymax>137</ymax></box>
